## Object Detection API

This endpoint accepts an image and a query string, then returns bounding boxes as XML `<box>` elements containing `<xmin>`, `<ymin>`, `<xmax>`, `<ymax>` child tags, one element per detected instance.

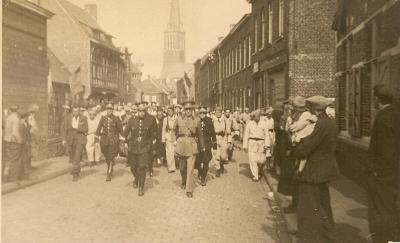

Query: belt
<box><xmin>249</xmin><ymin>137</ymin><xmax>264</xmax><ymax>141</ymax></box>
<box><xmin>216</xmin><ymin>132</ymin><xmax>225</xmax><ymax>136</ymax></box>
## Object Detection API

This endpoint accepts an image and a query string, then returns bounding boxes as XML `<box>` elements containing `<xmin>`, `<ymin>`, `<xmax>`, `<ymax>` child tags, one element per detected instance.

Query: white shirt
<box><xmin>87</xmin><ymin>116</ymin><xmax>100</xmax><ymax>135</ymax></box>
<box><xmin>72</xmin><ymin>116</ymin><xmax>79</xmax><ymax>129</ymax></box>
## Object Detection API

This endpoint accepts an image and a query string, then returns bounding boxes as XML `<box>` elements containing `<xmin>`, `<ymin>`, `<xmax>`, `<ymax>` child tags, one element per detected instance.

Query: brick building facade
<box><xmin>195</xmin><ymin>0</ymin><xmax>336</xmax><ymax>110</ymax></box>
<box><xmin>2</xmin><ymin>0</ymin><xmax>53</xmax><ymax>158</ymax></box>
<box><xmin>333</xmin><ymin>0</ymin><xmax>400</xmax><ymax>183</ymax></box>
<box><xmin>249</xmin><ymin>0</ymin><xmax>336</xmax><ymax>109</ymax></box>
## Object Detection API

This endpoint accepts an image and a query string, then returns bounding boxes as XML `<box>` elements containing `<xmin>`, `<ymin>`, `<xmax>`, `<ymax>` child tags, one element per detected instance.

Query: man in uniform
<box><xmin>124</xmin><ymin>102</ymin><xmax>157</xmax><ymax>196</ymax></box>
<box><xmin>62</xmin><ymin>106</ymin><xmax>88</xmax><ymax>181</ymax></box>
<box><xmin>197</xmin><ymin>106</ymin><xmax>217</xmax><ymax>186</ymax></box>
<box><xmin>212</xmin><ymin>107</ymin><xmax>228</xmax><ymax>177</ymax></box>
<box><xmin>174</xmin><ymin>101</ymin><xmax>204</xmax><ymax>198</ymax></box>
<box><xmin>96</xmin><ymin>103</ymin><xmax>123</xmax><ymax>181</ymax></box>
<box><xmin>162</xmin><ymin>106</ymin><xmax>177</xmax><ymax>173</ymax></box>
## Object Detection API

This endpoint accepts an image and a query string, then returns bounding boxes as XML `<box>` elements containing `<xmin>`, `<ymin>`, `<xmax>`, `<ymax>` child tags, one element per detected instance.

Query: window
<box><xmin>261</xmin><ymin>9</ymin><xmax>266</xmax><ymax>47</ymax></box>
<box><xmin>268</xmin><ymin>3</ymin><xmax>273</xmax><ymax>44</ymax></box>
<box><xmin>248</xmin><ymin>35</ymin><xmax>252</xmax><ymax>64</ymax></box>
<box><xmin>279</xmin><ymin>0</ymin><xmax>284</xmax><ymax>37</ymax></box>
<box><xmin>254</xmin><ymin>15</ymin><xmax>258</xmax><ymax>52</ymax></box>
<box><xmin>244</xmin><ymin>38</ymin><xmax>247</xmax><ymax>67</ymax></box>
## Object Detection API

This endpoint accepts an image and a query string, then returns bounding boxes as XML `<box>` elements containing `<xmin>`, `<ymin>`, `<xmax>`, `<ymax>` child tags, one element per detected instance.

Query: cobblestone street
<box><xmin>2</xmin><ymin>151</ymin><xmax>281</xmax><ymax>243</ymax></box>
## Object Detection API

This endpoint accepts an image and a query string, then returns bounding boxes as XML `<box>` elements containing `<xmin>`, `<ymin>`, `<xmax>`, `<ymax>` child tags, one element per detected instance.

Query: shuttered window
<box><xmin>347</xmin><ymin>68</ymin><xmax>362</xmax><ymax>138</ymax></box>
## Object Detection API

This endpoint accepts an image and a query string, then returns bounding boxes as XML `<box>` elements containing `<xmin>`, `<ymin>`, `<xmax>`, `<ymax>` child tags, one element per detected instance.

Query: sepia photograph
<box><xmin>1</xmin><ymin>0</ymin><xmax>400</xmax><ymax>242</ymax></box>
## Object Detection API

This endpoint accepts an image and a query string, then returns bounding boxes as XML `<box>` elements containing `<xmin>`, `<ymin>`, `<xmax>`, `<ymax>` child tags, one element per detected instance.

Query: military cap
<box><xmin>244</xmin><ymin>107</ymin><xmax>250</xmax><ymax>111</ymax></box>
<box><xmin>62</xmin><ymin>105</ymin><xmax>71</xmax><ymax>110</ymax></box>
<box><xmin>215</xmin><ymin>106</ymin><xmax>223</xmax><ymax>112</ymax></box>
<box><xmin>306</xmin><ymin>96</ymin><xmax>329</xmax><ymax>110</ymax></box>
<box><xmin>137</xmin><ymin>102</ymin><xmax>148</xmax><ymax>111</ymax></box>
<box><xmin>80</xmin><ymin>107</ymin><xmax>86</xmax><ymax>112</ymax></box>
<box><xmin>127</xmin><ymin>102</ymin><xmax>133</xmax><ymax>107</ymax></box>
<box><xmin>106</xmin><ymin>103</ymin><xmax>114</xmax><ymax>109</ymax></box>
<box><xmin>182</xmin><ymin>100</ymin><xmax>195</xmax><ymax>110</ymax></box>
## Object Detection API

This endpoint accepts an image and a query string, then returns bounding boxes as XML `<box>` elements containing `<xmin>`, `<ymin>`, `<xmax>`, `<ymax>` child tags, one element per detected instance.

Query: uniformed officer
<box><xmin>197</xmin><ymin>106</ymin><xmax>217</xmax><ymax>186</ymax></box>
<box><xmin>213</xmin><ymin>107</ymin><xmax>228</xmax><ymax>177</ymax></box>
<box><xmin>123</xmin><ymin>102</ymin><xmax>157</xmax><ymax>196</ymax></box>
<box><xmin>174</xmin><ymin>101</ymin><xmax>204</xmax><ymax>198</ymax></box>
<box><xmin>96</xmin><ymin>103</ymin><xmax>123</xmax><ymax>181</ymax></box>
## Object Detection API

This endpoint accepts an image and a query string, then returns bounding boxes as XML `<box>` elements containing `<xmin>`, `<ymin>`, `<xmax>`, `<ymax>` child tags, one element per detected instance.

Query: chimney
<box><xmin>218</xmin><ymin>36</ymin><xmax>224</xmax><ymax>42</ymax></box>
<box><xmin>84</xmin><ymin>4</ymin><xmax>98</xmax><ymax>21</ymax></box>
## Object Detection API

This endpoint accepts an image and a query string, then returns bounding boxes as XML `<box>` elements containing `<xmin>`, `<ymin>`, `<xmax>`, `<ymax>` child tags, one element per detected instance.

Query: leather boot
<box><xmin>138</xmin><ymin>186</ymin><xmax>144</xmax><ymax>196</ymax></box>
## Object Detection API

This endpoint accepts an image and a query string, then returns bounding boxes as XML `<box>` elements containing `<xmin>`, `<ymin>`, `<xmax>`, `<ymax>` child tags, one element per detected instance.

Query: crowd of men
<box><xmin>2</xmin><ymin>83</ymin><xmax>399</xmax><ymax>243</ymax></box>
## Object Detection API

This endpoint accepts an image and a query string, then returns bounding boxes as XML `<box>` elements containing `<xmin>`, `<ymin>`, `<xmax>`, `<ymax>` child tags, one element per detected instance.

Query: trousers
<box><xmin>165</xmin><ymin>141</ymin><xmax>176</xmax><ymax>171</ymax></box>
<box><xmin>5</xmin><ymin>142</ymin><xmax>23</xmax><ymax>181</ymax></box>
<box><xmin>197</xmin><ymin>150</ymin><xmax>212</xmax><ymax>181</ymax></box>
<box><xmin>129</xmin><ymin>152</ymin><xmax>151</xmax><ymax>188</ymax></box>
<box><xmin>297</xmin><ymin>182</ymin><xmax>335</xmax><ymax>243</ymax></box>
<box><xmin>86</xmin><ymin>135</ymin><xmax>101</xmax><ymax>162</ymax></box>
<box><xmin>68</xmin><ymin>141</ymin><xmax>84</xmax><ymax>176</ymax></box>
<box><xmin>178</xmin><ymin>155</ymin><xmax>196</xmax><ymax>193</ymax></box>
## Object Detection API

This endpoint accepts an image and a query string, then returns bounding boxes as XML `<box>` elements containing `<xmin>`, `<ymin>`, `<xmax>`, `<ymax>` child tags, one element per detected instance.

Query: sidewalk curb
<box><xmin>2</xmin><ymin>165</ymin><xmax>74</xmax><ymax>195</ymax></box>
<box><xmin>262</xmin><ymin>170</ymin><xmax>297</xmax><ymax>243</ymax></box>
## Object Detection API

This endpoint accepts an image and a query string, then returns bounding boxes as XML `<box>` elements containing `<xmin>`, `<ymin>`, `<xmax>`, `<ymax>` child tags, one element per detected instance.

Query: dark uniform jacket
<box><xmin>62</xmin><ymin>115</ymin><xmax>88</xmax><ymax>145</ymax></box>
<box><xmin>200</xmin><ymin>116</ymin><xmax>217</xmax><ymax>151</ymax></box>
<box><xmin>123</xmin><ymin>114</ymin><xmax>157</xmax><ymax>155</ymax></box>
<box><xmin>198</xmin><ymin>116</ymin><xmax>217</xmax><ymax>163</ymax></box>
<box><xmin>96</xmin><ymin>115</ymin><xmax>123</xmax><ymax>147</ymax></box>
<box><xmin>293</xmin><ymin>112</ymin><xmax>338</xmax><ymax>184</ymax></box>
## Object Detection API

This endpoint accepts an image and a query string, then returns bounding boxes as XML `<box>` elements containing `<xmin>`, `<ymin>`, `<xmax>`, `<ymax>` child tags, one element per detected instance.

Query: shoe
<box><xmin>264</xmin><ymin>192</ymin><xmax>275</xmax><ymax>201</ymax></box>
<box><xmin>138</xmin><ymin>187</ymin><xmax>144</xmax><ymax>197</ymax></box>
<box><xmin>252</xmin><ymin>177</ymin><xmax>259</xmax><ymax>182</ymax></box>
<box><xmin>168</xmin><ymin>170</ymin><xmax>175</xmax><ymax>173</ymax></box>
<box><xmin>186</xmin><ymin>192</ymin><xmax>193</xmax><ymax>198</ymax></box>
<box><xmin>283</xmin><ymin>204</ymin><xmax>297</xmax><ymax>214</ymax></box>
<box><xmin>181</xmin><ymin>184</ymin><xmax>186</xmax><ymax>190</ymax></box>
<box><xmin>106</xmin><ymin>173</ymin><xmax>111</xmax><ymax>182</ymax></box>
<box><xmin>201</xmin><ymin>180</ymin><xmax>206</xmax><ymax>186</ymax></box>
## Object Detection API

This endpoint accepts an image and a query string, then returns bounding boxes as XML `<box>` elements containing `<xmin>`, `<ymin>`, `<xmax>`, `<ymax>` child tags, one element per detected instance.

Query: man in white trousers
<box><xmin>243</xmin><ymin>109</ymin><xmax>271</xmax><ymax>182</ymax></box>
<box><xmin>162</xmin><ymin>106</ymin><xmax>177</xmax><ymax>173</ymax></box>
<box><xmin>86</xmin><ymin>109</ymin><xmax>101</xmax><ymax>167</ymax></box>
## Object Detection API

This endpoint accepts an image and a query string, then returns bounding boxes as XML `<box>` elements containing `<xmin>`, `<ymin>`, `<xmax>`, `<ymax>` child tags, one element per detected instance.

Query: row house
<box><xmin>40</xmin><ymin>0</ymin><xmax>127</xmax><ymax>105</ymax></box>
<box><xmin>333</xmin><ymin>0</ymin><xmax>400</xmax><ymax>183</ymax></box>
<box><xmin>2</xmin><ymin>0</ymin><xmax>53</xmax><ymax>158</ymax></box>
<box><xmin>195</xmin><ymin>0</ymin><xmax>337</xmax><ymax>110</ymax></box>
<box><xmin>248</xmin><ymin>0</ymin><xmax>336</xmax><ymax>109</ymax></box>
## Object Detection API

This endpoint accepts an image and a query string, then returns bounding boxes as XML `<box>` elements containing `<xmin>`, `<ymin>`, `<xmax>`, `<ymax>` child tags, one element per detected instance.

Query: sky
<box><xmin>68</xmin><ymin>0</ymin><xmax>250</xmax><ymax>77</ymax></box>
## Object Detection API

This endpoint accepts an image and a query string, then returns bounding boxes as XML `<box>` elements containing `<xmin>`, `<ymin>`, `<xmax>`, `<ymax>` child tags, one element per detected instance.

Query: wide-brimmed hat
<box><xmin>306</xmin><ymin>96</ymin><xmax>329</xmax><ymax>110</ymax></box>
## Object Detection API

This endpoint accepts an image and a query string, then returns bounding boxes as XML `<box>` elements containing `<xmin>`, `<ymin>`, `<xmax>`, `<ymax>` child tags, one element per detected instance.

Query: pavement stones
<box><xmin>2</xmin><ymin>151</ymin><xmax>289</xmax><ymax>243</ymax></box>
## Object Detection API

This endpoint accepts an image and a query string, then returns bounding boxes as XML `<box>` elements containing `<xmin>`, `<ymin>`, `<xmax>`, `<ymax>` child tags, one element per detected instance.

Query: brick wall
<box><xmin>288</xmin><ymin>0</ymin><xmax>337</xmax><ymax>98</ymax></box>
<box><xmin>2</xmin><ymin>4</ymin><xmax>49</xmax><ymax>159</ymax></box>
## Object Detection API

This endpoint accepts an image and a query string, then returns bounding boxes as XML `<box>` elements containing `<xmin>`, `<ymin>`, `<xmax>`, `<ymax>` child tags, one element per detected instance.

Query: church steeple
<box><xmin>161</xmin><ymin>0</ymin><xmax>186</xmax><ymax>79</ymax></box>
<box><xmin>167</xmin><ymin>0</ymin><xmax>182</xmax><ymax>31</ymax></box>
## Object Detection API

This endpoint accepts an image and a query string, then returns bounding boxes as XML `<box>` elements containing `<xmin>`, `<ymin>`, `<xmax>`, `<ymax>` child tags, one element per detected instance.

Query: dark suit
<box><xmin>154</xmin><ymin>116</ymin><xmax>165</xmax><ymax>164</ymax></box>
<box><xmin>124</xmin><ymin>114</ymin><xmax>157</xmax><ymax>189</ymax></box>
<box><xmin>96</xmin><ymin>115</ymin><xmax>123</xmax><ymax>163</ymax></box>
<box><xmin>197</xmin><ymin>116</ymin><xmax>217</xmax><ymax>182</ymax></box>
<box><xmin>366</xmin><ymin>105</ymin><xmax>400</xmax><ymax>243</ymax></box>
<box><xmin>62</xmin><ymin>115</ymin><xmax>88</xmax><ymax>176</ymax></box>
<box><xmin>293</xmin><ymin>112</ymin><xmax>338</xmax><ymax>243</ymax></box>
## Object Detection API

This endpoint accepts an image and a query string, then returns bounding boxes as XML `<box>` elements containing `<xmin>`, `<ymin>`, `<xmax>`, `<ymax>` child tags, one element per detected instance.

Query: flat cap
<box><xmin>182</xmin><ymin>100</ymin><xmax>195</xmax><ymax>109</ymax></box>
<box><xmin>306</xmin><ymin>96</ymin><xmax>329</xmax><ymax>110</ymax></box>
